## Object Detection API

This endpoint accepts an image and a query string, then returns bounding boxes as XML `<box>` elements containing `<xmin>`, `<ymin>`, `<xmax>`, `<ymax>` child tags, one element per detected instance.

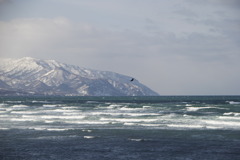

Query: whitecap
<box><xmin>123</xmin><ymin>122</ymin><xmax>136</xmax><ymax>126</ymax></box>
<box><xmin>128</xmin><ymin>138</ymin><xmax>144</xmax><ymax>142</ymax></box>
<box><xmin>10</xmin><ymin>118</ymin><xmax>38</xmax><ymax>122</ymax></box>
<box><xmin>186</xmin><ymin>107</ymin><xmax>202</xmax><ymax>112</ymax></box>
<box><xmin>63</xmin><ymin>112</ymin><xmax>83</xmax><ymax>116</ymax></box>
<box><xmin>205</xmin><ymin>126</ymin><xmax>222</xmax><ymax>129</ymax></box>
<box><xmin>62</xmin><ymin>107</ymin><xmax>79</xmax><ymax>109</ymax></box>
<box><xmin>32</xmin><ymin>100</ymin><xmax>48</xmax><ymax>103</ymax></box>
<box><xmin>139</xmin><ymin>124</ymin><xmax>161</xmax><ymax>127</ymax></box>
<box><xmin>6</xmin><ymin>101</ymin><xmax>22</xmax><ymax>104</ymax></box>
<box><xmin>109</xmin><ymin>104</ymin><xmax>123</xmax><ymax>107</ymax></box>
<box><xmin>218</xmin><ymin>116</ymin><xmax>240</xmax><ymax>120</ymax></box>
<box><xmin>44</xmin><ymin>120</ymin><xmax>55</xmax><ymax>123</ymax></box>
<box><xmin>100</xmin><ymin>118</ymin><xmax>158</xmax><ymax>123</ymax></box>
<box><xmin>30</xmin><ymin>127</ymin><xmax>70</xmax><ymax>131</ymax></box>
<box><xmin>47</xmin><ymin>128</ymin><xmax>67</xmax><ymax>131</ymax></box>
<box><xmin>223</xmin><ymin>112</ymin><xmax>240</xmax><ymax>116</ymax></box>
<box><xmin>142</xmin><ymin>106</ymin><xmax>152</xmax><ymax>109</ymax></box>
<box><xmin>40</xmin><ymin>115</ymin><xmax>85</xmax><ymax>119</ymax></box>
<box><xmin>54</xmin><ymin>109</ymin><xmax>78</xmax><ymax>113</ymax></box>
<box><xmin>89</xmin><ymin>112</ymin><xmax>160</xmax><ymax>117</ymax></box>
<box><xmin>82</xmin><ymin>129</ymin><xmax>92</xmax><ymax>132</ymax></box>
<box><xmin>86</xmin><ymin>112</ymin><xmax>119</xmax><ymax>116</ymax></box>
<box><xmin>119</xmin><ymin>107</ymin><xmax>143</xmax><ymax>111</ymax></box>
<box><xmin>69</xmin><ymin>121</ymin><xmax>109</xmax><ymax>125</ymax></box>
<box><xmin>228</xmin><ymin>101</ymin><xmax>240</xmax><ymax>105</ymax></box>
<box><xmin>43</xmin><ymin>104</ymin><xmax>57</xmax><ymax>107</ymax></box>
<box><xmin>12</xmin><ymin>104</ymin><xmax>29</xmax><ymax>108</ymax></box>
<box><xmin>84</xmin><ymin>136</ymin><xmax>97</xmax><ymax>139</ymax></box>
<box><xmin>223</xmin><ymin>112</ymin><xmax>235</xmax><ymax>116</ymax></box>
<box><xmin>186</xmin><ymin>106</ymin><xmax>221</xmax><ymax>112</ymax></box>
<box><xmin>167</xmin><ymin>124</ymin><xmax>204</xmax><ymax>129</ymax></box>
<box><xmin>10</xmin><ymin>111</ymin><xmax>40</xmax><ymax>114</ymax></box>
<box><xmin>202</xmin><ymin>120</ymin><xmax>240</xmax><ymax>128</ymax></box>
<box><xmin>0</xmin><ymin>128</ymin><xmax>9</xmax><ymax>130</ymax></box>
<box><xmin>122</xmin><ymin>113</ymin><xmax>160</xmax><ymax>117</ymax></box>
<box><xmin>30</xmin><ymin>127</ymin><xmax>46</xmax><ymax>131</ymax></box>
<box><xmin>34</xmin><ymin>136</ymin><xmax>65</xmax><ymax>140</ymax></box>
<box><xmin>22</xmin><ymin>115</ymin><xmax>40</xmax><ymax>118</ymax></box>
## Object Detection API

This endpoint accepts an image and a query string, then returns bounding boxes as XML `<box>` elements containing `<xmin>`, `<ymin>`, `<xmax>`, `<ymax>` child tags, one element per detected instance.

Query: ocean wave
<box><xmin>0</xmin><ymin>103</ymin><xmax>8</xmax><ymax>107</ymax></box>
<box><xmin>167</xmin><ymin>124</ymin><xmax>205</xmax><ymax>129</ymax></box>
<box><xmin>86</xmin><ymin>101</ymin><xmax>99</xmax><ymax>104</ymax></box>
<box><xmin>10</xmin><ymin>111</ymin><xmax>41</xmax><ymax>114</ymax></box>
<box><xmin>123</xmin><ymin>122</ymin><xmax>136</xmax><ymax>126</ymax></box>
<box><xmin>28</xmin><ymin>127</ymin><xmax>73</xmax><ymax>131</ymax></box>
<box><xmin>68</xmin><ymin>121</ymin><xmax>110</xmax><ymax>125</ymax></box>
<box><xmin>123</xmin><ymin>113</ymin><xmax>160</xmax><ymax>116</ymax></box>
<box><xmin>87</xmin><ymin>112</ymin><xmax>160</xmax><ymax>117</ymax></box>
<box><xmin>12</xmin><ymin>104</ymin><xmax>29</xmax><ymax>108</ymax></box>
<box><xmin>202</xmin><ymin>120</ymin><xmax>240</xmax><ymax>129</ymax></box>
<box><xmin>128</xmin><ymin>138</ymin><xmax>145</xmax><ymax>142</ymax></box>
<box><xmin>53</xmin><ymin>109</ymin><xmax>79</xmax><ymax>113</ymax></box>
<box><xmin>62</xmin><ymin>106</ymin><xmax>79</xmax><ymax>109</ymax></box>
<box><xmin>46</xmin><ymin>128</ymin><xmax>68</xmax><ymax>131</ymax></box>
<box><xmin>44</xmin><ymin>120</ymin><xmax>55</xmax><ymax>123</ymax></box>
<box><xmin>223</xmin><ymin>112</ymin><xmax>240</xmax><ymax>116</ymax></box>
<box><xmin>32</xmin><ymin>100</ymin><xmax>49</xmax><ymax>103</ymax></box>
<box><xmin>43</xmin><ymin>104</ymin><xmax>58</xmax><ymax>107</ymax></box>
<box><xmin>0</xmin><ymin>128</ymin><xmax>10</xmax><ymax>130</ymax></box>
<box><xmin>5</xmin><ymin>101</ymin><xmax>22</xmax><ymax>104</ymax></box>
<box><xmin>118</xmin><ymin>106</ymin><xmax>144</xmax><ymax>111</ymax></box>
<box><xmin>82</xmin><ymin>129</ymin><xmax>93</xmax><ymax>132</ymax></box>
<box><xmin>100</xmin><ymin>118</ymin><xmax>158</xmax><ymax>123</ymax></box>
<box><xmin>142</xmin><ymin>106</ymin><xmax>152</xmax><ymax>109</ymax></box>
<box><xmin>0</xmin><ymin>115</ymin><xmax>9</xmax><ymax>118</ymax></box>
<box><xmin>62</xmin><ymin>112</ymin><xmax>83</xmax><ymax>116</ymax></box>
<box><xmin>40</xmin><ymin>115</ymin><xmax>85</xmax><ymax>119</ymax></box>
<box><xmin>98</xmin><ymin>104</ymin><xmax>123</xmax><ymax>109</ymax></box>
<box><xmin>0</xmin><ymin>110</ymin><xmax>7</xmax><ymax>114</ymax></box>
<box><xmin>218</xmin><ymin>116</ymin><xmax>240</xmax><ymax>120</ymax></box>
<box><xmin>186</xmin><ymin>106</ymin><xmax>224</xmax><ymax>112</ymax></box>
<box><xmin>227</xmin><ymin>101</ymin><xmax>240</xmax><ymax>105</ymax></box>
<box><xmin>84</xmin><ymin>136</ymin><xmax>98</xmax><ymax>139</ymax></box>
<box><xmin>10</xmin><ymin>118</ymin><xmax>38</xmax><ymax>122</ymax></box>
<box><xmin>138</xmin><ymin>124</ymin><xmax>162</xmax><ymax>127</ymax></box>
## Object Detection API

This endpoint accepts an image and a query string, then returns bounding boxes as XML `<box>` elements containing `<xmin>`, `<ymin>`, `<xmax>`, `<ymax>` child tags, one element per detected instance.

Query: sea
<box><xmin>0</xmin><ymin>96</ymin><xmax>240</xmax><ymax>160</ymax></box>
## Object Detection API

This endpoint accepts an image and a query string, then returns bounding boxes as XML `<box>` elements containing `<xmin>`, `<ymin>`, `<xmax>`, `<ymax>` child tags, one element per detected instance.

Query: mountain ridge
<box><xmin>0</xmin><ymin>57</ymin><xmax>159</xmax><ymax>96</ymax></box>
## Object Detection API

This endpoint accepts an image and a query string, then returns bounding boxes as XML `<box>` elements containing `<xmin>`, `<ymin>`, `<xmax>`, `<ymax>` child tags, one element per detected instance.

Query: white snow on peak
<box><xmin>0</xmin><ymin>57</ymin><xmax>159</xmax><ymax>96</ymax></box>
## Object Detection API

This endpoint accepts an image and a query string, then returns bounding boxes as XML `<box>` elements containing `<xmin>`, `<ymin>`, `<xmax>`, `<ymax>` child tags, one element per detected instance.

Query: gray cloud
<box><xmin>0</xmin><ymin>0</ymin><xmax>11</xmax><ymax>4</ymax></box>
<box><xmin>0</xmin><ymin>0</ymin><xmax>239</xmax><ymax>95</ymax></box>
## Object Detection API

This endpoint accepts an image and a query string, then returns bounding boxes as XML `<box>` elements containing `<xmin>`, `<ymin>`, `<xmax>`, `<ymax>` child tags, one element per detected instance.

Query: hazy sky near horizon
<box><xmin>0</xmin><ymin>0</ymin><xmax>240</xmax><ymax>95</ymax></box>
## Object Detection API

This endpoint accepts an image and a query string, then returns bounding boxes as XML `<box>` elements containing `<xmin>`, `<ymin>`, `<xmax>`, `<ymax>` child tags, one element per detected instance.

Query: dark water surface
<box><xmin>0</xmin><ymin>96</ymin><xmax>240</xmax><ymax>159</ymax></box>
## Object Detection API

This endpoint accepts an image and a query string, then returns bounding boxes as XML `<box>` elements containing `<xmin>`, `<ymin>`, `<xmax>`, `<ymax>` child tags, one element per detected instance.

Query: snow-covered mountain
<box><xmin>0</xmin><ymin>57</ymin><xmax>159</xmax><ymax>96</ymax></box>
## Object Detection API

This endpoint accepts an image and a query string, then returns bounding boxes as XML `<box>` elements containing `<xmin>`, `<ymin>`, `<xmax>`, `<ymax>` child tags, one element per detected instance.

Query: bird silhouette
<box><xmin>130</xmin><ymin>78</ymin><xmax>134</xmax><ymax>82</ymax></box>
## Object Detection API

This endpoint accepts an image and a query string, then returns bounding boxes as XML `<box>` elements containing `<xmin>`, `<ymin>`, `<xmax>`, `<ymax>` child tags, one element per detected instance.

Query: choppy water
<box><xmin>0</xmin><ymin>96</ymin><xmax>240</xmax><ymax>160</ymax></box>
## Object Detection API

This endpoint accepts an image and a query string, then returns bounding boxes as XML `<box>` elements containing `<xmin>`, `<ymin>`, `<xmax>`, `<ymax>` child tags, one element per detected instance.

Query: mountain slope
<box><xmin>0</xmin><ymin>57</ymin><xmax>159</xmax><ymax>96</ymax></box>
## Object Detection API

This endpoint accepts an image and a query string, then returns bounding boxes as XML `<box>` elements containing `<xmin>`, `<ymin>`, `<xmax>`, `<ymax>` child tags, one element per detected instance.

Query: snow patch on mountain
<box><xmin>0</xmin><ymin>57</ymin><xmax>159</xmax><ymax>96</ymax></box>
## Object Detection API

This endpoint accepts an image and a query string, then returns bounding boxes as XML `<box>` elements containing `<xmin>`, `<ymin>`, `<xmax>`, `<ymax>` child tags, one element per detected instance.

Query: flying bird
<box><xmin>130</xmin><ymin>78</ymin><xmax>134</xmax><ymax>82</ymax></box>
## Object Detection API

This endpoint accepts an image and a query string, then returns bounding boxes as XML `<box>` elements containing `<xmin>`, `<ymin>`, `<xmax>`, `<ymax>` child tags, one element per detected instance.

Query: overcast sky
<box><xmin>0</xmin><ymin>0</ymin><xmax>240</xmax><ymax>95</ymax></box>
